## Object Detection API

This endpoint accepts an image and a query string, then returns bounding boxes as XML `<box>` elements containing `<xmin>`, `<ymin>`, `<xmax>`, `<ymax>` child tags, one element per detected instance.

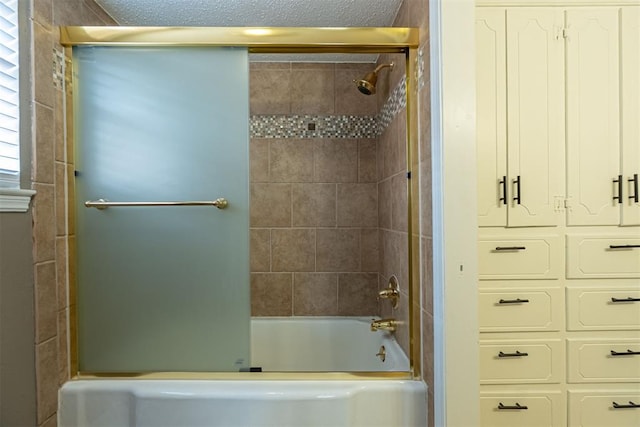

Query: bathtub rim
<box><xmin>72</xmin><ymin>371</ymin><xmax>414</xmax><ymax>380</ymax></box>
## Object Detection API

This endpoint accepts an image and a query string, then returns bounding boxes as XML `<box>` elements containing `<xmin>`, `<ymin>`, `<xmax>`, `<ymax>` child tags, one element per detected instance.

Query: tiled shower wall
<box><xmin>248</xmin><ymin>62</ymin><xmax>382</xmax><ymax>317</ymax></box>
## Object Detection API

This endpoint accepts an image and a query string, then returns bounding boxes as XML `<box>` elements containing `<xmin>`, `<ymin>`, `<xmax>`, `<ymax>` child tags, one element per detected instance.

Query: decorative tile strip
<box><xmin>250</xmin><ymin>77</ymin><xmax>407</xmax><ymax>139</ymax></box>
<box><xmin>377</xmin><ymin>75</ymin><xmax>407</xmax><ymax>133</ymax></box>
<box><xmin>53</xmin><ymin>48</ymin><xmax>65</xmax><ymax>90</ymax></box>
<box><xmin>250</xmin><ymin>114</ymin><xmax>378</xmax><ymax>139</ymax></box>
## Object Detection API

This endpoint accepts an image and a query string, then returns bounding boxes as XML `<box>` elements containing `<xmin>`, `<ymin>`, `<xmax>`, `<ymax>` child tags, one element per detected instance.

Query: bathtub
<box><xmin>59</xmin><ymin>317</ymin><xmax>427</xmax><ymax>427</ymax></box>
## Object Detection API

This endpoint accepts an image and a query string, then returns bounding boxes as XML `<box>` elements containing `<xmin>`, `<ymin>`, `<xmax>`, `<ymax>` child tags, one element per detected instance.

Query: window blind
<box><xmin>0</xmin><ymin>0</ymin><xmax>19</xmax><ymax>188</ymax></box>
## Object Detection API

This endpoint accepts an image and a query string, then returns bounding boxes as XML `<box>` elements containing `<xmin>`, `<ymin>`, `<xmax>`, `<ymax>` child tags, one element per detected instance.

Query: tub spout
<box><xmin>370</xmin><ymin>318</ymin><xmax>398</xmax><ymax>332</ymax></box>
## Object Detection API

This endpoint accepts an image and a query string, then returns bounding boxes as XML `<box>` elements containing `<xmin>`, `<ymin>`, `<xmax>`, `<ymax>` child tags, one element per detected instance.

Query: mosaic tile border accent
<box><xmin>250</xmin><ymin>114</ymin><xmax>378</xmax><ymax>139</ymax></box>
<box><xmin>53</xmin><ymin>48</ymin><xmax>65</xmax><ymax>91</ymax></box>
<box><xmin>249</xmin><ymin>77</ymin><xmax>407</xmax><ymax>139</ymax></box>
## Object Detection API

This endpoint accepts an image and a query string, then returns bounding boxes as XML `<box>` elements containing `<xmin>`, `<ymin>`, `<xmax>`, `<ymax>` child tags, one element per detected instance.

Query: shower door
<box><xmin>73</xmin><ymin>46</ymin><xmax>250</xmax><ymax>372</ymax></box>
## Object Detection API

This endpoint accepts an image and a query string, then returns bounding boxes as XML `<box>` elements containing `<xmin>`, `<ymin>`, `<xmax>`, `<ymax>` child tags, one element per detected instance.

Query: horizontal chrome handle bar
<box><xmin>85</xmin><ymin>198</ymin><xmax>228</xmax><ymax>210</ymax></box>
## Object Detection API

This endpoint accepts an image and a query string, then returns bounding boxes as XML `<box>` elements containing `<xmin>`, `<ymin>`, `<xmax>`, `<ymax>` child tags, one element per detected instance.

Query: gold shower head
<box><xmin>354</xmin><ymin>63</ymin><xmax>394</xmax><ymax>95</ymax></box>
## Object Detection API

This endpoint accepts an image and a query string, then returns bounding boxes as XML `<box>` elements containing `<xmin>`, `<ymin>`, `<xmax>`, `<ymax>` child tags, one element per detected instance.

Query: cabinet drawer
<box><xmin>480</xmin><ymin>391</ymin><xmax>564</xmax><ymax>427</ymax></box>
<box><xmin>567</xmin><ymin>235</ymin><xmax>640</xmax><ymax>279</ymax></box>
<box><xmin>567</xmin><ymin>338</ymin><xmax>640</xmax><ymax>383</ymax></box>
<box><xmin>567</xmin><ymin>286</ymin><xmax>640</xmax><ymax>331</ymax></box>
<box><xmin>479</xmin><ymin>288</ymin><xmax>562</xmax><ymax>332</ymax></box>
<box><xmin>568</xmin><ymin>390</ymin><xmax>640</xmax><ymax>427</ymax></box>
<box><xmin>480</xmin><ymin>339</ymin><xmax>563</xmax><ymax>384</ymax></box>
<box><xmin>479</xmin><ymin>236</ymin><xmax>562</xmax><ymax>280</ymax></box>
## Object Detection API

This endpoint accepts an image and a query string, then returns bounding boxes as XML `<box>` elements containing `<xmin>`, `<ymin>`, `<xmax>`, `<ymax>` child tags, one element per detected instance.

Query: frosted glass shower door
<box><xmin>73</xmin><ymin>47</ymin><xmax>250</xmax><ymax>372</ymax></box>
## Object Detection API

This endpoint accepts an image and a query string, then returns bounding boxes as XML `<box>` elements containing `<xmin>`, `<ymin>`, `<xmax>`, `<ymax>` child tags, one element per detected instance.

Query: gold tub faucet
<box><xmin>370</xmin><ymin>318</ymin><xmax>398</xmax><ymax>332</ymax></box>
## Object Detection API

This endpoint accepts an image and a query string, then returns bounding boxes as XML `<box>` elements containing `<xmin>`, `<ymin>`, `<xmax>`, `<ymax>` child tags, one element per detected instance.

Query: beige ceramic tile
<box><xmin>54</xmin><ymin>89</ymin><xmax>65</xmax><ymax>162</ymax></box>
<box><xmin>334</xmin><ymin>64</ymin><xmax>377</xmax><ymax>115</ymax></box>
<box><xmin>250</xmin><ymin>228</ymin><xmax>270</xmax><ymax>272</ymax></box>
<box><xmin>291</xmin><ymin>63</ymin><xmax>334</xmax><ymax>114</ymax></box>
<box><xmin>380</xmin><ymin>229</ymin><xmax>409</xmax><ymax>295</ymax></box>
<box><xmin>316</xmin><ymin>228</ymin><xmax>360</xmax><ymax>272</ymax></box>
<box><xmin>58</xmin><ymin>309</ymin><xmax>69</xmax><ymax>386</ymax></box>
<box><xmin>337</xmin><ymin>183</ymin><xmax>378</xmax><ymax>227</ymax></box>
<box><xmin>55</xmin><ymin>237</ymin><xmax>67</xmax><ymax>310</ymax></box>
<box><xmin>34</xmin><ymin>103</ymin><xmax>55</xmax><ymax>184</ymax></box>
<box><xmin>33</xmin><ymin>183</ymin><xmax>56</xmax><ymax>263</ymax></box>
<box><xmin>358</xmin><ymin>139</ymin><xmax>377</xmax><ymax>183</ymax></box>
<box><xmin>36</xmin><ymin>338</ymin><xmax>58</xmax><ymax>424</ymax></box>
<box><xmin>313</xmin><ymin>139</ymin><xmax>358</xmax><ymax>183</ymax></box>
<box><xmin>33</xmin><ymin>24</ymin><xmax>54</xmax><ymax>108</ymax></box>
<box><xmin>419</xmin><ymin>158</ymin><xmax>433</xmax><ymax>238</ymax></box>
<box><xmin>250</xmin><ymin>138</ymin><xmax>269</xmax><ymax>182</ymax></box>
<box><xmin>360</xmin><ymin>229</ymin><xmax>379</xmax><ymax>273</ymax></box>
<box><xmin>337</xmin><ymin>273</ymin><xmax>378</xmax><ymax>316</ymax></box>
<box><xmin>55</xmin><ymin>162</ymin><xmax>66</xmax><ymax>236</ymax></box>
<box><xmin>35</xmin><ymin>261</ymin><xmax>57</xmax><ymax>344</ymax></box>
<box><xmin>269</xmin><ymin>139</ymin><xmax>314</xmax><ymax>182</ymax></box>
<box><xmin>249</xmin><ymin>63</ymin><xmax>291</xmax><ymax>115</ymax></box>
<box><xmin>33</xmin><ymin>0</ymin><xmax>53</xmax><ymax>29</ymax></box>
<box><xmin>82</xmin><ymin>0</ymin><xmax>117</xmax><ymax>25</ymax></box>
<box><xmin>250</xmin><ymin>273</ymin><xmax>292</xmax><ymax>316</ymax></box>
<box><xmin>53</xmin><ymin>0</ymin><xmax>83</xmax><ymax>25</ymax></box>
<box><xmin>422</xmin><ymin>309</ymin><xmax>435</xmax><ymax>389</ymax></box>
<box><xmin>66</xmin><ymin>166</ymin><xmax>75</xmax><ymax>236</ymax></box>
<box><xmin>250</xmin><ymin>183</ymin><xmax>291</xmax><ymax>227</ymax></box>
<box><xmin>390</xmin><ymin>173</ymin><xmax>408</xmax><ymax>232</ymax></box>
<box><xmin>293</xmin><ymin>273</ymin><xmax>338</xmax><ymax>316</ymax></box>
<box><xmin>291</xmin><ymin>183</ymin><xmax>336</xmax><ymax>227</ymax></box>
<box><xmin>378</xmin><ymin>178</ymin><xmax>392</xmax><ymax>230</ymax></box>
<box><xmin>421</xmin><ymin>237</ymin><xmax>433</xmax><ymax>315</ymax></box>
<box><xmin>271</xmin><ymin>229</ymin><xmax>315</xmax><ymax>272</ymax></box>
<box><xmin>42</xmin><ymin>413</ymin><xmax>58</xmax><ymax>427</ymax></box>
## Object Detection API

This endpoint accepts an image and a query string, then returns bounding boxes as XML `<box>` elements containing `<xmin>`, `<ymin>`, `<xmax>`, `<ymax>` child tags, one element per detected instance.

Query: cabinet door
<box><xmin>621</xmin><ymin>7</ymin><xmax>640</xmax><ymax>226</ymax></box>
<box><xmin>566</xmin><ymin>9</ymin><xmax>621</xmax><ymax>226</ymax></box>
<box><xmin>477</xmin><ymin>8</ymin><xmax>508</xmax><ymax>227</ymax></box>
<box><xmin>506</xmin><ymin>9</ymin><xmax>564</xmax><ymax>227</ymax></box>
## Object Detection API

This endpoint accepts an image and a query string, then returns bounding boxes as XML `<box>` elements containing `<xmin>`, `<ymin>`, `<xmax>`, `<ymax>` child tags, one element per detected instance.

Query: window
<box><xmin>0</xmin><ymin>0</ymin><xmax>18</xmax><ymax>189</ymax></box>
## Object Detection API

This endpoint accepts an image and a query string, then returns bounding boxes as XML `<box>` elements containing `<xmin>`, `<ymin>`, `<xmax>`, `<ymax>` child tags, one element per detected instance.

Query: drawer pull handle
<box><xmin>498</xmin><ymin>298</ymin><xmax>530</xmax><ymax>304</ymax></box>
<box><xmin>494</xmin><ymin>246</ymin><xmax>526</xmax><ymax>251</ymax></box>
<box><xmin>499</xmin><ymin>176</ymin><xmax>508</xmax><ymax>205</ymax></box>
<box><xmin>609</xmin><ymin>244</ymin><xmax>640</xmax><ymax>249</ymax></box>
<box><xmin>610</xmin><ymin>349</ymin><xmax>640</xmax><ymax>356</ymax></box>
<box><xmin>629</xmin><ymin>174</ymin><xmax>639</xmax><ymax>203</ymax></box>
<box><xmin>498</xmin><ymin>402</ymin><xmax>528</xmax><ymax>410</ymax></box>
<box><xmin>613</xmin><ymin>175</ymin><xmax>623</xmax><ymax>203</ymax></box>
<box><xmin>611</xmin><ymin>297</ymin><xmax>640</xmax><ymax>303</ymax></box>
<box><xmin>613</xmin><ymin>401</ymin><xmax>640</xmax><ymax>409</ymax></box>
<box><xmin>498</xmin><ymin>351</ymin><xmax>528</xmax><ymax>358</ymax></box>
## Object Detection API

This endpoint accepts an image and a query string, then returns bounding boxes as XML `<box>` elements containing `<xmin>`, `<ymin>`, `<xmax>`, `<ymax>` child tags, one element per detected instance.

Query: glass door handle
<box><xmin>85</xmin><ymin>198</ymin><xmax>228</xmax><ymax>210</ymax></box>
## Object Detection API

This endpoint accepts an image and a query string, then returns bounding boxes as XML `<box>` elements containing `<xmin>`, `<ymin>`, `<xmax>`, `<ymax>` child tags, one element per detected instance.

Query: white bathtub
<box><xmin>59</xmin><ymin>317</ymin><xmax>426</xmax><ymax>427</ymax></box>
<box><xmin>251</xmin><ymin>317</ymin><xmax>409</xmax><ymax>371</ymax></box>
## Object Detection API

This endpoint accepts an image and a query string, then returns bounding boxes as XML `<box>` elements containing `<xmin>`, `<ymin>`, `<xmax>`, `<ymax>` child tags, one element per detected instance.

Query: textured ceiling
<box><xmin>93</xmin><ymin>0</ymin><xmax>404</xmax><ymax>62</ymax></box>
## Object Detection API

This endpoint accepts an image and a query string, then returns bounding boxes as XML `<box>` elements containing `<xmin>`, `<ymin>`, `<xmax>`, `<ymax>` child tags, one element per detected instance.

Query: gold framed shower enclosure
<box><xmin>61</xmin><ymin>26</ymin><xmax>421</xmax><ymax>380</ymax></box>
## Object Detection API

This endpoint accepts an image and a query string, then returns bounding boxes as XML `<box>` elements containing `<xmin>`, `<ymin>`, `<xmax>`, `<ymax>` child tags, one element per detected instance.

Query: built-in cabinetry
<box><xmin>476</xmin><ymin>2</ymin><xmax>640</xmax><ymax>426</ymax></box>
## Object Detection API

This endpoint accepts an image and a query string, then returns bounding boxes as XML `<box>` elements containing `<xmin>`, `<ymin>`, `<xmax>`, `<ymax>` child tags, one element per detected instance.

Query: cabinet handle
<box><xmin>611</xmin><ymin>297</ymin><xmax>640</xmax><ymax>303</ymax></box>
<box><xmin>613</xmin><ymin>401</ymin><xmax>640</xmax><ymax>409</ymax></box>
<box><xmin>609</xmin><ymin>244</ymin><xmax>640</xmax><ymax>249</ymax></box>
<box><xmin>610</xmin><ymin>349</ymin><xmax>640</xmax><ymax>356</ymax></box>
<box><xmin>499</xmin><ymin>176</ymin><xmax>507</xmax><ymax>205</ymax></box>
<box><xmin>497</xmin><ymin>402</ymin><xmax>528</xmax><ymax>410</ymax></box>
<box><xmin>613</xmin><ymin>175</ymin><xmax>623</xmax><ymax>203</ymax></box>
<box><xmin>513</xmin><ymin>175</ymin><xmax>521</xmax><ymax>204</ymax></box>
<box><xmin>498</xmin><ymin>298</ymin><xmax>530</xmax><ymax>304</ymax></box>
<box><xmin>494</xmin><ymin>246</ymin><xmax>526</xmax><ymax>251</ymax></box>
<box><xmin>629</xmin><ymin>174</ymin><xmax>639</xmax><ymax>203</ymax></box>
<box><xmin>498</xmin><ymin>351</ymin><xmax>528</xmax><ymax>358</ymax></box>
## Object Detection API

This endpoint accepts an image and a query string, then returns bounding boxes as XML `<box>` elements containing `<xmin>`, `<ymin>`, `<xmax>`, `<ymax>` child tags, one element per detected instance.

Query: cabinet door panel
<box><xmin>621</xmin><ymin>7</ymin><xmax>640</xmax><ymax>226</ymax></box>
<box><xmin>506</xmin><ymin>9</ymin><xmax>564</xmax><ymax>227</ymax></box>
<box><xmin>566</xmin><ymin>9</ymin><xmax>621</xmax><ymax>226</ymax></box>
<box><xmin>477</xmin><ymin>8</ymin><xmax>508</xmax><ymax>227</ymax></box>
<box><xmin>569</xmin><ymin>390</ymin><xmax>640</xmax><ymax>427</ymax></box>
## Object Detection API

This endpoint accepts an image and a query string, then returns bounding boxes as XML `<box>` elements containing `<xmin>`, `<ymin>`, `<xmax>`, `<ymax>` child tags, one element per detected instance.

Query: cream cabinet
<box><xmin>476</xmin><ymin>8</ymin><xmax>564</xmax><ymax>228</ymax></box>
<box><xmin>566</xmin><ymin>7</ymin><xmax>640</xmax><ymax>227</ymax></box>
<box><xmin>481</xmin><ymin>391</ymin><xmax>565</xmax><ymax>426</ymax></box>
<box><xmin>568</xmin><ymin>390</ymin><xmax>640</xmax><ymax>426</ymax></box>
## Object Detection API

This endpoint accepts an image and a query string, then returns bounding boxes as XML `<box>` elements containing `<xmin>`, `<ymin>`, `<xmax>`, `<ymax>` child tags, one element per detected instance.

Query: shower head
<box><xmin>354</xmin><ymin>63</ymin><xmax>394</xmax><ymax>95</ymax></box>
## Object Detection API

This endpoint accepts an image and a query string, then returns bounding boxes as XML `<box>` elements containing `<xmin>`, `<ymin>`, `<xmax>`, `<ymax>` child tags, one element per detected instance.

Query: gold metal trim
<box><xmin>64</xmin><ymin>27</ymin><xmax>420</xmax><ymax>380</ymax></box>
<box><xmin>60</xmin><ymin>27</ymin><xmax>419</xmax><ymax>51</ymax></box>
